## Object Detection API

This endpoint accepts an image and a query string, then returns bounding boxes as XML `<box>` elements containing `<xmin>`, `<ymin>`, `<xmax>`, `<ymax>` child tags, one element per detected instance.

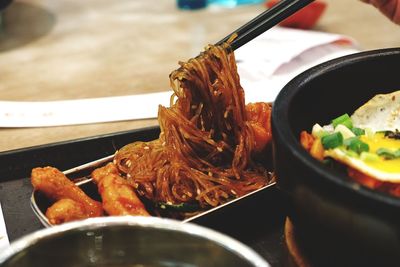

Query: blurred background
<box><xmin>0</xmin><ymin>0</ymin><xmax>400</xmax><ymax>152</ymax></box>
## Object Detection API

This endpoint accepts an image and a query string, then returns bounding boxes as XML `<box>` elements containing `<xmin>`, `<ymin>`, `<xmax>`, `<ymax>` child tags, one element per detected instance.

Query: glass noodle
<box><xmin>114</xmin><ymin>38</ymin><xmax>274</xmax><ymax>215</ymax></box>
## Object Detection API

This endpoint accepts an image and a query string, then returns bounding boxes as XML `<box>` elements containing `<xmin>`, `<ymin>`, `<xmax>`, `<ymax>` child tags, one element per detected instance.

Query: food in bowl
<box><xmin>300</xmin><ymin>90</ymin><xmax>400</xmax><ymax>197</ymax></box>
<box><xmin>31</xmin><ymin>38</ymin><xmax>275</xmax><ymax>225</ymax></box>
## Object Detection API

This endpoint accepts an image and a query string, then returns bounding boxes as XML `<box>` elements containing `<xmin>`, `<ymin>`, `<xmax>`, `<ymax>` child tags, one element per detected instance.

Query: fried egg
<box><xmin>323</xmin><ymin>90</ymin><xmax>400</xmax><ymax>183</ymax></box>
<box><xmin>351</xmin><ymin>90</ymin><xmax>400</xmax><ymax>132</ymax></box>
<box><xmin>325</xmin><ymin>132</ymin><xmax>400</xmax><ymax>182</ymax></box>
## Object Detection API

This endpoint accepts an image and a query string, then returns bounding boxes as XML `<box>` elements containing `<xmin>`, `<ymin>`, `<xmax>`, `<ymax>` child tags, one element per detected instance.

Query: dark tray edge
<box><xmin>0</xmin><ymin>126</ymin><xmax>160</xmax><ymax>181</ymax></box>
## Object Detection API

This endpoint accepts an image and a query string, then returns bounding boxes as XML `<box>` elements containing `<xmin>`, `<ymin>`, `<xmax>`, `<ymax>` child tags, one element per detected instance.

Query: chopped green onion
<box><xmin>343</xmin><ymin>137</ymin><xmax>369</xmax><ymax>154</ymax></box>
<box><xmin>332</xmin><ymin>114</ymin><xmax>350</xmax><ymax>126</ymax></box>
<box><xmin>376</xmin><ymin>148</ymin><xmax>400</xmax><ymax>160</ymax></box>
<box><xmin>341</xmin><ymin>119</ymin><xmax>353</xmax><ymax>129</ymax></box>
<box><xmin>312</xmin><ymin>123</ymin><xmax>328</xmax><ymax>138</ymax></box>
<box><xmin>360</xmin><ymin>152</ymin><xmax>379</xmax><ymax>161</ymax></box>
<box><xmin>335</xmin><ymin>124</ymin><xmax>355</xmax><ymax>139</ymax></box>
<box><xmin>352</xmin><ymin>127</ymin><xmax>365</xmax><ymax>136</ymax></box>
<box><xmin>343</xmin><ymin>148</ymin><xmax>359</xmax><ymax>158</ymax></box>
<box><xmin>332</xmin><ymin>113</ymin><xmax>353</xmax><ymax>129</ymax></box>
<box><xmin>376</xmin><ymin>148</ymin><xmax>395</xmax><ymax>159</ymax></box>
<box><xmin>157</xmin><ymin>202</ymin><xmax>199</xmax><ymax>212</ymax></box>
<box><xmin>321</xmin><ymin>132</ymin><xmax>343</xmax><ymax>149</ymax></box>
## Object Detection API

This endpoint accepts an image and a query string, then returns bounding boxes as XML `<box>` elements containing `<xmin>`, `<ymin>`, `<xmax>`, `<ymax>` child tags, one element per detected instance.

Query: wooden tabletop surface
<box><xmin>1</xmin><ymin>0</ymin><xmax>400</xmax><ymax>152</ymax></box>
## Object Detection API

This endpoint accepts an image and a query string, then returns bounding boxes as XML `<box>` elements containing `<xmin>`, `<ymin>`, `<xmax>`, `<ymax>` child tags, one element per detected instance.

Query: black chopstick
<box><xmin>216</xmin><ymin>0</ymin><xmax>315</xmax><ymax>50</ymax></box>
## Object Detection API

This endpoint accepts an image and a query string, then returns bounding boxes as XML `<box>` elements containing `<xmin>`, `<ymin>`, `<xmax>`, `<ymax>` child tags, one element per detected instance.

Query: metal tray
<box><xmin>30</xmin><ymin>153</ymin><xmax>276</xmax><ymax>227</ymax></box>
<box><xmin>0</xmin><ymin>126</ymin><xmax>288</xmax><ymax>266</ymax></box>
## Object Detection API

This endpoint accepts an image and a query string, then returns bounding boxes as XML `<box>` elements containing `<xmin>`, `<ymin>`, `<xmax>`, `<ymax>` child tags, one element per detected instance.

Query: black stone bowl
<box><xmin>272</xmin><ymin>48</ymin><xmax>400</xmax><ymax>266</ymax></box>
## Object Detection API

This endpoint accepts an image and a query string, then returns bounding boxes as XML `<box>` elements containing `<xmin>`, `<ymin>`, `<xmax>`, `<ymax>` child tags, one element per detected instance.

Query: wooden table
<box><xmin>1</xmin><ymin>0</ymin><xmax>400</xmax><ymax>152</ymax></box>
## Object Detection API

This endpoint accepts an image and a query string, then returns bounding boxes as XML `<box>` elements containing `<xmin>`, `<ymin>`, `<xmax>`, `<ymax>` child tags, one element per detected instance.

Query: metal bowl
<box><xmin>272</xmin><ymin>48</ymin><xmax>400</xmax><ymax>266</ymax></box>
<box><xmin>0</xmin><ymin>216</ymin><xmax>270</xmax><ymax>267</ymax></box>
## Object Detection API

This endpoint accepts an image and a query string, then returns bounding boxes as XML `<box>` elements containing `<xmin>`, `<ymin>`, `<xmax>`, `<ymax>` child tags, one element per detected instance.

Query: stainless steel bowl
<box><xmin>0</xmin><ymin>216</ymin><xmax>270</xmax><ymax>267</ymax></box>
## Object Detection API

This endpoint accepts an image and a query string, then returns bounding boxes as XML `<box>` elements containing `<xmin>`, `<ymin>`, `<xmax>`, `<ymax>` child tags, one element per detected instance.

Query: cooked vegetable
<box><xmin>301</xmin><ymin>90</ymin><xmax>400</xmax><ymax>198</ymax></box>
<box><xmin>332</xmin><ymin>113</ymin><xmax>353</xmax><ymax>129</ymax></box>
<box><xmin>321</xmin><ymin>132</ymin><xmax>343</xmax><ymax>149</ymax></box>
<box><xmin>310</xmin><ymin>138</ymin><xmax>324</xmax><ymax>161</ymax></box>
<box><xmin>376</xmin><ymin>148</ymin><xmax>400</xmax><ymax>160</ymax></box>
<box><xmin>156</xmin><ymin>202</ymin><xmax>200</xmax><ymax>212</ymax></box>
<box><xmin>343</xmin><ymin>137</ymin><xmax>369</xmax><ymax>154</ymax></box>
<box><xmin>300</xmin><ymin>130</ymin><xmax>315</xmax><ymax>151</ymax></box>
<box><xmin>352</xmin><ymin>127</ymin><xmax>365</xmax><ymax>136</ymax></box>
<box><xmin>334</xmin><ymin>124</ymin><xmax>355</xmax><ymax>139</ymax></box>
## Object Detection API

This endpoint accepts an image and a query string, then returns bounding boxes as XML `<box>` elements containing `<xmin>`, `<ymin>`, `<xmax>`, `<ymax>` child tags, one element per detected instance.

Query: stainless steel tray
<box><xmin>31</xmin><ymin>154</ymin><xmax>276</xmax><ymax>227</ymax></box>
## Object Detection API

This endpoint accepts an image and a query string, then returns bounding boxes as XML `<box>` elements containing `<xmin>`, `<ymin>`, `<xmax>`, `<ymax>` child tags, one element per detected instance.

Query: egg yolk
<box><xmin>360</xmin><ymin>133</ymin><xmax>400</xmax><ymax>174</ymax></box>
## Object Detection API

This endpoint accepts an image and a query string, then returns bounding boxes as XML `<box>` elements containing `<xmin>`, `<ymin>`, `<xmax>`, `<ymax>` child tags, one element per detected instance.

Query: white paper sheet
<box><xmin>0</xmin><ymin>92</ymin><xmax>171</xmax><ymax>128</ymax></box>
<box><xmin>0</xmin><ymin>202</ymin><xmax>10</xmax><ymax>252</ymax></box>
<box><xmin>241</xmin><ymin>44</ymin><xmax>360</xmax><ymax>103</ymax></box>
<box><xmin>235</xmin><ymin>26</ymin><xmax>357</xmax><ymax>77</ymax></box>
<box><xmin>0</xmin><ymin>27</ymin><xmax>360</xmax><ymax>128</ymax></box>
